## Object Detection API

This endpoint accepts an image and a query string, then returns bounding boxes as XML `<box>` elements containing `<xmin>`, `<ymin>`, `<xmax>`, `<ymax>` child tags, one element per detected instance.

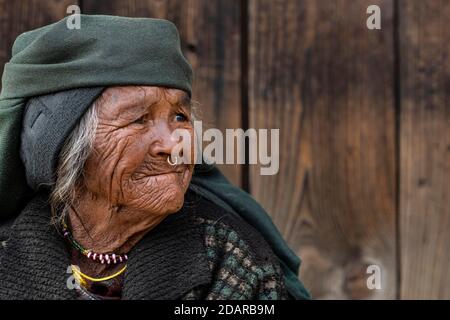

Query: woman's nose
<box><xmin>148</xmin><ymin>120</ymin><xmax>179</xmax><ymax>157</ymax></box>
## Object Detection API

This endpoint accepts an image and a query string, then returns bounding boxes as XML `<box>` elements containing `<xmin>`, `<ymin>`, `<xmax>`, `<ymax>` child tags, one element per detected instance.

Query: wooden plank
<box><xmin>0</xmin><ymin>0</ymin><xmax>75</xmax><ymax>90</ymax></box>
<box><xmin>399</xmin><ymin>0</ymin><xmax>450</xmax><ymax>299</ymax></box>
<box><xmin>248</xmin><ymin>0</ymin><xmax>397</xmax><ymax>299</ymax></box>
<box><xmin>82</xmin><ymin>0</ymin><xmax>243</xmax><ymax>187</ymax></box>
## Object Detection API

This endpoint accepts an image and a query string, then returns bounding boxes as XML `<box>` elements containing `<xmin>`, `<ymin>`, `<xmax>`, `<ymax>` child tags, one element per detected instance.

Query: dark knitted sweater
<box><xmin>0</xmin><ymin>188</ymin><xmax>289</xmax><ymax>300</ymax></box>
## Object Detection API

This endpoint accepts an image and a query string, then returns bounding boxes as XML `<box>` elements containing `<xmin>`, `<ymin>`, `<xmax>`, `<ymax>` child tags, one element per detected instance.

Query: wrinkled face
<box><xmin>83</xmin><ymin>86</ymin><xmax>194</xmax><ymax>215</ymax></box>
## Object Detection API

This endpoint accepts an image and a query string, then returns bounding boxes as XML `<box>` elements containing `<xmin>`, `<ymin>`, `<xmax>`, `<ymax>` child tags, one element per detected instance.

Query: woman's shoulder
<box><xmin>186</xmin><ymin>189</ymin><xmax>279</xmax><ymax>262</ymax></box>
<box><xmin>183</xmin><ymin>190</ymin><xmax>288</xmax><ymax>300</ymax></box>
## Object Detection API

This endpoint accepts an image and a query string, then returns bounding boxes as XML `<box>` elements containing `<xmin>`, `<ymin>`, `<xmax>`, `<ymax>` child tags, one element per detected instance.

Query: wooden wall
<box><xmin>399</xmin><ymin>0</ymin><xmax>450</xmax><ymax>299</ymax></box>
<box><xmin>0</xmin><ymin>0</ymin><xmax>448</xmax><ymax>299</ymax></box>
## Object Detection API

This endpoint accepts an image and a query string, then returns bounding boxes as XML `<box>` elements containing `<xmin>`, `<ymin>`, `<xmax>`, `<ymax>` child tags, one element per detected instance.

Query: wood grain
<box><xmin>248</xmin><ymin>0</ymin><xmax>397</xmax><ymax>299</ymax></box>
<box><xmin>0</xmin><ymin>0</ymin><xmax>75</xmax><ymax>90</ymax></box>
<box><xmin>82</xmin><ymin>0</ymin><xmax>243</xmax><ymax>187</ymax></box>
<box><xmin>399</xmin><ymin>0</ymin><xmax>450</xmax><ymax>299</ymax></box>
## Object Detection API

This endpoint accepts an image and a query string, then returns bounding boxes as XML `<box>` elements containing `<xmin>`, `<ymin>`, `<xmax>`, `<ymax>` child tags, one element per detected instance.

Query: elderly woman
<box><xmin>0</xmin><ymin>15</ymin><xmax>309</xmax><ymax>300</ymax></box>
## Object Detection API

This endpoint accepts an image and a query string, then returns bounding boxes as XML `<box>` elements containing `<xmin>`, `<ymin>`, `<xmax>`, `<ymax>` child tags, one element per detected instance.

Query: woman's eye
<box><xmin>132</xmin><ymin>115</ymin><xmax>146</xmax><ymax>125</ymax></box>
<box><xmin>174</xmin><ymin>113</ymin><xmax>188</xmax><ymax>122</ymax></box>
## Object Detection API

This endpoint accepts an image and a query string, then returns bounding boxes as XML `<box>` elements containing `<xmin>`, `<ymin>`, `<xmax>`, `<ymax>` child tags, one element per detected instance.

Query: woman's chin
<box><xmin>163</xmin><ymin>193</ymin><xmax>185</xmax><ymax>214</ymax></box>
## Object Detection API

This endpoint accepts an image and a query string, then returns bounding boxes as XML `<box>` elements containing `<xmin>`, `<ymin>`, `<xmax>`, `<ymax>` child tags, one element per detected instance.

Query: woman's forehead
<box><xmin>97</xmin><ymin>86</ymin><xmax>190</xmax><ymax>115</ymax></box>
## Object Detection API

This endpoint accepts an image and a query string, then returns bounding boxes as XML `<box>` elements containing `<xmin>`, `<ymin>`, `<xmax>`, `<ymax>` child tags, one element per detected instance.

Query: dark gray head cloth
<box><xmin>20</xmin><ymin>87</ymin><xmax>104</xmax><ymax>191</ymax></box>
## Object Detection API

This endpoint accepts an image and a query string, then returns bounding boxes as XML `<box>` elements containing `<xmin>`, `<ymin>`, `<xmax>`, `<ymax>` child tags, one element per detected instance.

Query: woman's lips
<box><xmin>148</xmin><ymin>170</ymin><xmax>183</xmax><ymax>177</ymax></box>
<box><xmin>132</xmin><ymin>167</ymin><xmax>186</xmax><ymax>180</ymax></box>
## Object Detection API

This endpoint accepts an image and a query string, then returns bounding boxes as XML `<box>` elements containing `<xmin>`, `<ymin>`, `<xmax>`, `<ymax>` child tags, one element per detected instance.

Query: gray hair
<box><xmin>49</xmin><ymin>101</ymin><xmax>99</xmax><ymax>226</ymax></box>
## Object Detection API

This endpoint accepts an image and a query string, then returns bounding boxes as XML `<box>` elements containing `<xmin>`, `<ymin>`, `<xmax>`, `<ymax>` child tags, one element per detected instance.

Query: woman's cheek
<box><xmin>84</xmin><ymin>131</ymin><xmax>133</xmax><ymax>196</ymax></box>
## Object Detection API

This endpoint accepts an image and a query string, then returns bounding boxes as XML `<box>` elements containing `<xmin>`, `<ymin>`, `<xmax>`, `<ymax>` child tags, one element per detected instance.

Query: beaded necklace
<box><xmin>61</xmin><ymin>220</ymin><xmax>128</xmax><ymax>265</ymax></box>
<box><xmin>71</xmin><ymin>264</ymin><xmax>127</xmax><ymax>289</ymax></box>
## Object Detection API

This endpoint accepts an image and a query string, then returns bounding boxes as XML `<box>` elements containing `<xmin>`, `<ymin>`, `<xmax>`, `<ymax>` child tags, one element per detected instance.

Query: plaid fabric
<box><xmin>182</xmin><ymin>217</ymin><xmax>289</xmax><ymax>300</ymax></box>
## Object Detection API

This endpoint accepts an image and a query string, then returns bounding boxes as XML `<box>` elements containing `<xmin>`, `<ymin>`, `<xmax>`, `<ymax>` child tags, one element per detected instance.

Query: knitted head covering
<box><xmin>0</xmin><ymin>15</ymin><xmax>192</xmax><ymax>218</ymax></box>
<box><xmin>20</xmin><ymin>87</ymin><xmax>105</xmax><ymax>191</ymax></box>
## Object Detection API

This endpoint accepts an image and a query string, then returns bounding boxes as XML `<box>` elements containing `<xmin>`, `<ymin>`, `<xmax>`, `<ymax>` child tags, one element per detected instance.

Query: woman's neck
<box><xmin>66</xmin><ymin>189</ymin><xmax>168</xmax><ymax>276</ymax></box>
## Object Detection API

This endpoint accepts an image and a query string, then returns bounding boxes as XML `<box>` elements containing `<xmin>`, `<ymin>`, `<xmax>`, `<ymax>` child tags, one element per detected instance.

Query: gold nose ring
<box><xmin>167</xmin><ymin>155</ymin><xmax>178</xmax><ymax>166</ymax></box>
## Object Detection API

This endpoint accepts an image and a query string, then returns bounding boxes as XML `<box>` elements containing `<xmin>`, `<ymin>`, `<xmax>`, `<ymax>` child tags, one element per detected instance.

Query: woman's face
<box><xmin>83</xmin><ymin>86</ymin><xmax>194</xmax><ymax>216</ymax></box>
